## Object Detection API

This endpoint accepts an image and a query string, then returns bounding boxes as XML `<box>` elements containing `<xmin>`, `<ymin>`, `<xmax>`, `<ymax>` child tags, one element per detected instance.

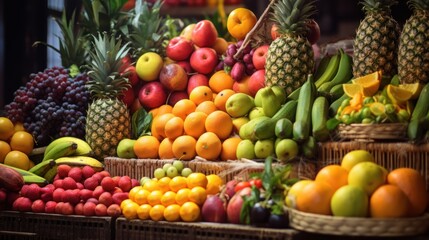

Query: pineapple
<box><xmin>85</xmin><ymin>33</ymin><xmax>131</xmax><ymax>159</ymax></box>
<box><xmin>353</xmin><ymin>0</ymin><xmax>400</xmax><ymax>78</ymax></box>
<box><xmin>398</xmin><ymin>0</ymin><xmax>429</xmax><ymax>84</ymax></box>
<box><xmin>265</xmin><ymin>0</ymin><xmax>317</xmax><ymax>95</ymax></box>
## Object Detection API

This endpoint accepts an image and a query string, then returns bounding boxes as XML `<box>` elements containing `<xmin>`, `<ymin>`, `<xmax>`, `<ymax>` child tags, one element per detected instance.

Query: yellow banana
<box><xmin>55</xmin><ymin>156</ymin><xmax>104</xmax><ymax>171</ymax></box>
<box><xmin>23</xmin><ymin>175</ymin><xmax>49</xmax><ymax>185</ymax></box>
<box><xmin>45</xmin><ymin>136</ymin><xmax>93</xmax><ymax>157</ymax></box>
<box><xmin>42</xmin><ymin>141</ymin><xmax>78</xmax><ymax>161</ymax></box>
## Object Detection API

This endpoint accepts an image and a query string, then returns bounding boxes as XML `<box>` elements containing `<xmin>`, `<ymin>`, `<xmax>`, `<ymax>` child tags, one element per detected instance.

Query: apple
<box><xmin>212</xmin><ymin>37</ymin><xmax>228</xmax><ymax>56</ymax></box>
<box><xmin>159</xmin><ymin>63</ymin><xmax>188</xmax><ymax>91</ymax></box>
<box><xmin>306</xmin><ymin>19</ymin><xmax>321</xmax><ymax>45</ymax></box>
<box><xmin>180</xmin><ymin>24</ymin><xmax>196</xmax><ymax>41</ymax></box>
<box><xmin>117</xmin><ymin>138</ymin><xmax>137</xmax><ymax>159</ymax></box>
<box><xmin>136</xmin><ymin>52</ymin><xmax>164</xmax><ymax>81</ymax></box>
<box><xmin>191</xmin><ymin>20</ymin><xmax>218</xmax><ymax>48</ymax></box>
<box><xmin>166</xmin><ymin>36</ymin><xmax>195</xmax><ymax>61</ymax></box>
<box><xmin>232</xmin><ymin>75</ymin><xmax>251</xmax><ymax>95</ymax></box>
<box><xmin>165</xmin><ymin>0</ymin><xmax>180</xmax><ymax>6</ymax></box>
<box><xmin>252</xmin><ymin>45</ymin><xmax>269</xmax><ymax>70</ymax></box>
<box><xmin>130</xmin><ymin>98</ymin><xmax>142</xmax><ymax>114</ymax></box>
<box><xmin>138</xmin><ymin>81</ymin><xmax>167</xmax><ymax>110</ymax></box>
<box><xmin>270</xmin><ymin>23</ymin><xmax>280</xmax><ymax>40</ymax></box>
<box><xmin>122</xmin><ymin>65</ymin><xmax>140</xmax><ymax>86</ymax></box>
<box><xmin>119</xmin><ymin>86</ymin><xmax>135</xmax><ymax>108</ymax></box>
<box><xmin>176</xmin><ymin>61</ymin><xmax>193</xmax><ymax>75</ymax></box>
<box><xmin>248</xmin><ymin>69</ymin><xmax>265</xmax><ymax>97</ymax></box>
<box><xmin>190</xmin><ymin>48</ymin><xmax>218</xmax><ymax>75</ymax></box>
<box><xmin>119</xmin><ymin>54</ymin><xmax>132</xmax><ymax>73</ymax></box>
<box><xmin>187</xmin><ymin>74</ymin><xmax>209</xmax><ymax>95</ymax></box>
<box><xmin>168</xmin><ymin>91</ymin><xmax>189</xmax><ymax>106</ymax></box>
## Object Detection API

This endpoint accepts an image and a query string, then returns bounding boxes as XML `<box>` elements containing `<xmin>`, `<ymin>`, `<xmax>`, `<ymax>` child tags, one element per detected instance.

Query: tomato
<box><xmin>234</xmin><ymin>181</ymin><xmax>251</xmax><ymax>193</ymax></box>
<box><xmin>249</xmin><ymin>179</ymin><xmax>262</xmax><ymax>189</ymax></box>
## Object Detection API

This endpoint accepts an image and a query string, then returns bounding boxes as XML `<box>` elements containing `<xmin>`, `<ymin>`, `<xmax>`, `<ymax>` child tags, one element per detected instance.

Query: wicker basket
<box><xmin>288</xmin><ymin>208</ymin><xmax>429</xmax><ymax>237</ymax></box>
<box><xmin>336</xmin><ymin>123</ymin><xmax>408</xmax><ymax>142</ymax></box>
<box><xmin>318</xmin><ymin>141</ymin><xmax>429</xmax><ymax>190</ymax></box>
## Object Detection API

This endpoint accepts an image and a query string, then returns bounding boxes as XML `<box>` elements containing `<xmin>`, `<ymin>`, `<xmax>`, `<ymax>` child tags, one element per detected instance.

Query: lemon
<box><xmin>398</xmin><ymin>83</ymin><xmax>423</xmax><ymax>99</ymax></box>
<box><xmin>386</xmin><ymin>84</ymin><xmax>413</xmax><ymax>103</ymax></box>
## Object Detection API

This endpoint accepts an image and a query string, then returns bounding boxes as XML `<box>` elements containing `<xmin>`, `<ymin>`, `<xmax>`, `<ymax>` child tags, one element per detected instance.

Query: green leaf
<box><xmin>262</xmin><ymin>156</ymin><xmax>274</xmax><ymax>195</ymax></box>
<box><xmin>132</xmin><ymin>108</ymin><xmax>153</xmax><ymax>139</ymax></box>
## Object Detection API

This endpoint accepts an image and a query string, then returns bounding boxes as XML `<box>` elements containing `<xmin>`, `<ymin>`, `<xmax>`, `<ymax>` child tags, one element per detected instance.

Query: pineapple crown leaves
<box><xmin>360</xmin><ymin>0</ymin><xmax>398</xmax><ymax>14</ymax></box>
<box><xmin>86</xmin><ymin>32</ymin><xmax>131</xmax><ymax>99</ymax></box>
<box><xmin>408</xmin><ymin>0</ymin><xmax>429</xmax><ymax>12</ymax></box>
<box><xmin>270</xmin><ymin>0</ymin><xmax>318</xmax><ymax>37</ymax></box>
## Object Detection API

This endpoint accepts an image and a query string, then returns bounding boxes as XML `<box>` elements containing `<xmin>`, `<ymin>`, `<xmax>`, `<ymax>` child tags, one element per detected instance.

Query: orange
<box><xmin>220</xmin><ymin>136</ymin><xmax>241</xmax><ymax>161</ymax></box>
<box><xmin>206</xmin><ymin>174</ymin><xmax>224</xmax><ymax>195</ymax></box>
<box><xmin>227</xmin><ymin>8</ymin><xmax>257</xmax><ymax>40</ymax></box>
<box><xmin>169</xmin><ymin>176</ymin><xmax>188</xmax><ymax>193</ymax></box>
<box><xmin>120</xmin><ymin>199</ymin><xmax>134</xmax><ymax>209</ymax></box>
<box><xmin>134</xmin><ymin>136</ymin><xmax>160</xmax><ymax>159</ymax></box>
<box><xmin>315</xmin><ymin>165</ymin><xmax>349</xmax><ymax>192</ymax></box>
<box><xmin>157</xmin><ymin>104</ymin><xmax>173</xmax><ymax>115</ymax></box>
<box><xmin>370</xmin><ymin>184</ymin><xmax>409</xmax><ymax>218</ymax></box>
<box><xmin>137</xmin><ymin>204</ymin><xmax>152</xmax><ymax>220</ymax></box>
<box><xmin>128</xmin><ymin>186</ymin><xmax>143</xmax><ymax>202</ymax></box>
<box><xmin>134</xmin><ymin>188</ymin><xmax>150</xmax><ymax>205</ymax></box>
<box><xmin>285</xmin><ymin>180</ymin><xmax>313</xmax><ymax>208</ymax></box>
<box><xmin>175</xmin><ymin>188</ymin><xmax>191</xmax><ymax>205</ymax></box>
<box><xmin>164</xmin><ymin>204</ymin><xmax>181</xmax><ymax>222</ymax></box>
<box><xmin>158</xmin><ymin>138</ymin><xmax>175</xmax><ymax>159</ymax></box>
<box><xmin>143</xmin><ymin>179</ymin><xmax>160</xmax><ymax>192</ymax></box>
<box><xmin>205</xmin><ymin>111</ymin><xmax>233</xmax><ymax>140</ymax></box>
<box><xmin>195</xmin><ymin>132</ymin><xmax>222</xmax><ymax>160</ymax></box>
<box><xmin>172</xmin><ymin>99</ymin><xmax>196</xmax><ymax>120</ymax></box>
<box><xmin>9</xmin><ymin>131</ymin><xmax>34</xmax><ymax>155</ymax></box>
<box><xmin>28</xmin><ymin>160</ymin><xmax>35</xmax><ymax>169</ymax></box>
<box><xmin>183</xmin><ymin>112</ymin><xmax>207</xmax><ymax>139</ymax></box>
<box><xmin>209</xmin><ymin>71</ymin><xmax>234</xmax><ymax>93</ymax></box>
<box><xmin>214</xmin><ymin>89</ymin><xmax>235</xmax><ymax>112</ymax></box>
<box><xmin>188</xmin><ymin>186</ymin><xmax>207</xmax><ymax>206</ymax></box>
<box><xmin>189</xmin><ymin>86</ymin><xmax>213</xmax><ymax>105</ymax></box>
<box><xmin>172</xmin><ymin>135</ymin><xmax>196</xmax><ymax>160</ymax></box>
<box><xmin>122</xmin><ymin>201</ymin><xmax>139</xmax><ymax>220</ymax></box>
<box><xmin>186</xmin><ymin>172</ymin><xmax>208</xmax><ymax>189</ymax></box>
<box><xmin>387</xmin><ymin>168</ymin><xmax>428</xmax><ymax>217</ymax></box>
<box><xmin>157</xmin><ymin>176</ymin><xmax>172</xmax><ymax>193</ymax></box>
<box><xmin>164</xmin><ymin>116</ymin><xmax>184</xmax><ymax>140</ymax></box>
<box><xmin>4</xmin><ymin>150</ymin><xmax>30</xmax><ymax>170</ymax></box>
<box><xmin>0</xmin><ymin>117</ymin><xmax>15</xmax><ymax>141</ymax></box>
<box><xmin>295</xmin><ymin>180</ymin><xmax>335</xmax><ymax>215</ymax></box>
<box><xmin>149</xmin><ymin>108</ymin><xmax>159</xmax><ymax>118</ymax></box>
<box><xmin>161</xmin><ymin>191</ymin><xmax>177</xmax><ymax>206</ymax></box>
<box><xmin>149</xmin><ymin>204</ymin><xmax>165</xmax><ymax>221</ymax></box>
<box><xmin>147</xmin><ymin>190</ymin><xmax>163</xmax><ymax>206</ymax></box>
<box><xmin>195</xmin><ymin>101</ymin><xmax>217</xmax><ymax>115</ymax></box>
<box><xmin>180</xmin><ymin>201</ymin><xmax>201</xmax><ymax>222</ymax></box>
<box><xmin>152</xmin><ymin>113</ymin><xmax>175</xmax><ymax>139</ymax></box>
<box><xmin>13</xmin><ymin>122</ymin><xmax>25</xmax><ymax>132</ymax></box>
<box><xmin>0</xmin><ymin>140</ymin><xmax>11</xmax><ymax>163</ymax></box>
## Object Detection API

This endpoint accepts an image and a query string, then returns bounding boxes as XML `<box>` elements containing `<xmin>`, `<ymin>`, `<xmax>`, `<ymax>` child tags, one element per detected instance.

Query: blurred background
<box><xmin>0</xmin><ymin>0</ymin><xmax>411</xmax><ymax>108</ymax></box>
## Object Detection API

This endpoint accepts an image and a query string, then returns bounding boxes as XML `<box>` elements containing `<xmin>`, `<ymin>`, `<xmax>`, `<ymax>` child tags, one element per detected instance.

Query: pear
<box><xmin>248</xmin><ymin>107</ymin><xmax>266</xmax><ymax>120</ymax></box>
<box><xmin>254</xmin><ymin>139</ymin><xmax>275</xmax><ymax>159</ymax></box>
<box><xmin>225</xmin><ymin>93</ymin><xmax>255</xmax><ymax>118</ymax></box>
<box><xmin>116</xmin><ymin>138</ymin><xmax>136</xmax><ymax>159</ymax></box>
<box><xmin>236</xmin><ymin>139</ymin><xmax>256</xmax><ymax>160</ymax></box>
<box><xmin>271</xmin><ymin>85</ymin><xmax>287</xmax><ymax>104</ymax></box>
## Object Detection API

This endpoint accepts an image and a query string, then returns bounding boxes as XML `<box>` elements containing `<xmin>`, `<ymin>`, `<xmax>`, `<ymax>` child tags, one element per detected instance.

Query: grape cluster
<box><xmin>222</xmin><ymin>40</ymin><xmax>256</xmax><ymax>81</ymax></box>
<box><xmin>4</xmin><ymin>66</ymin><xmax>90</xmax><ymax>146</ymax></box>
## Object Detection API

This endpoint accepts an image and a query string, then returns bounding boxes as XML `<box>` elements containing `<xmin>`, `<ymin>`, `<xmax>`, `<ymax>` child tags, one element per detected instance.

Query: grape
<box><xmin>4</xmin><ymin>66</ymin><xmax>90</xmax><ymax>146</ymax></box>
<box><xmin>223</xmin><ymin>40</ymin><xmax>257</xmax><ymax>77</ymax></box>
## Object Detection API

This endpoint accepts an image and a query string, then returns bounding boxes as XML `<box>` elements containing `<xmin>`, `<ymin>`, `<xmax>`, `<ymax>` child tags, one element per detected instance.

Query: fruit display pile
<box><xmin>1</xmin><ymin>0</ymin><xmax>429</xmax><ymax>237</ymax></box>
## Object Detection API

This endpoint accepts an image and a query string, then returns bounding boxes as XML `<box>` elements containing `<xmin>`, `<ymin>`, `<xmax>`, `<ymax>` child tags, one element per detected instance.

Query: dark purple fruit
<box><xmin>267</xmin><ymin>213</ymin><xmax>289</xmax><ymax>229</ymax></box>
<box><xmin>250</xmin><ymin>202</ymin><xmax>270</xmax><ymax>226</ymax></box>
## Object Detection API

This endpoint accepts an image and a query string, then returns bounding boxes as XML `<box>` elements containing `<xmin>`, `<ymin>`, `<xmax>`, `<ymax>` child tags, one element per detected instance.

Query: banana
<box><xmin>260</xmin><ymin>87</ymin><xmax>282</xmax><ymax>117</ymax></box>
<box><xmin>29</xmin><ymin>159</ymin><xmax>57</xmax><ymax>177</ymax></box>
<box><xmin>43</xmin><ymin>166</ymin><xmax>58</xmax><ymax>183</ymax></box>
<box><xmin>23</xmin><ymin>175</ymin><xmax>49</xmax><ymax>185</ymax></box>
<box><xmin>45</xmin><ymin>136</ymin><xmax>93</xmax><ymax>157</ymax></box>
<box><xmin>42</xmin><ymin>141</ymin><xmax>78</xmax><ymax>161</ymax></box>
<box><xmin>317</xmin><ymin>49</ymin><xmax>353</xmax><ymax>94</ymax></box>
<box><xmin>55</xmin><ymin>156</ymin><xmax>104</xmax><ymax>171</ymax></box>
<box><xmin>315</xmin><ymin>52</ymin><xmax>341</xmax><ymax>88</ymax></box>
<box><xmin>313</xmin><ymin>54</ymin><xmax>332</xmax><ymax>80</ymax></box>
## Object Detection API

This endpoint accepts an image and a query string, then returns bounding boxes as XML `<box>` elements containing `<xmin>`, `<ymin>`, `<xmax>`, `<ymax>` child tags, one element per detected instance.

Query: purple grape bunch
<box><xmin>4</xmin><ymin>66</ymin><xmax>90</xmax><ymax>146</ymax></box>
<box><xmin>222</xmin><ymin>40</ymin><xmax>256</xmax><ymax>81</ymax></box>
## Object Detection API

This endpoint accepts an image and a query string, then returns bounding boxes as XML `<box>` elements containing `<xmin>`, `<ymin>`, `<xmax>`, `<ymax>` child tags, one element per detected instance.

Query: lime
<box><xmin>360</xmin><ymin>107</ymin><xmax>372</xmax><ymax>119</ymax></box>
<box><xmin>369</xmin><ymin>102</ymin><xmax>386</xmax><ymax>116</ymax></box>
<box><xmin>361</xmin><ymin>118</ymin><xmax>374</xmax><ymax>124</ymax></box>
<box><xmin>384</xmin><ymin>104</ymin><xmax>396</xmax><ymax>114</ymax></box>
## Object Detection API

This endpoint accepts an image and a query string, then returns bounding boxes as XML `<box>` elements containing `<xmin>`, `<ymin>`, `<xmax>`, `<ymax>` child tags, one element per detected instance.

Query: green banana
<box><xmin>274</xmin><ymin>118</ymin><xmax>293</xmax><ymax>139</ymax></box>
<box><xmin>318</xmin><ymin>49</ymin><xmax>353</xmax><ymax>94</ymax></box>
<box><xmin>23</xmin><ymin>175</ymin><xmax>49</xmax><ymax>185</ymax></box>
<box><xmin>293</xmin><ymin>75</ymin><xmax>316</xmax><ymax>142</ymax></box>
<box><xmin>313</xmin><ymin>54</ymin><xmax>332</xmax><ymax>80</ymax></box>
<box><xmin>260</xmin><ymin>87</ymin><xmax>282</xmax><ymax>117</ymax></box>
<box><xmin>43</xmin><ymin>166</ymin><xmax>58</xmax><ymax>183</ymax></box>
<box><xmin>407</xmin><ymin>83</ymin><xmax>429</xmax><ymax>141</ymax></box>
<box><xmin>312</xmin><ymin>96</ymin><xmax>330</xmax><ymax>142</ymax></box>
<box><xmin>29</xmin><ymin>159</ymin><xmax>57</xmax><ymax>177</ymax></box>
<box><xmin>315</xmin><ymin>52</ymin><xmax>341</xmax><ymax>88</ymax></box>
<box><xmin>329</xmin><ymin>93</ymin><xmax>349</xmax><ymax>117</ymax></box>
<box><xmin>42</xmin><ymin>141</ymin><xmax>78</xmax><ymax>161</ymax></box>
<box><xmin>286</xmin><ymin>86</ymin><xmax>301</xmax><ymax>101</ymax></box>
<box><xmin>55</xmin><ymin>156</ymin><xmax>104</xmax><ymax>171</ymax></box>
<box><xmin>44</xmin><ymin>136</ymin><xmax>93</xmax><ymax>157</ymax></box>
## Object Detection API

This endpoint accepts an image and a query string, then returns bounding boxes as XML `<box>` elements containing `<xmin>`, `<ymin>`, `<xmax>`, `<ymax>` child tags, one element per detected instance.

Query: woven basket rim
<box><xmin>337</xmin><ymin>123</ymin><xmax>408</xmax><ymax>141</ymax></box>
<box><xmin>288</xmin><ymin>208</ymin><xmax>429</xmax><ymax>236</ymax></box>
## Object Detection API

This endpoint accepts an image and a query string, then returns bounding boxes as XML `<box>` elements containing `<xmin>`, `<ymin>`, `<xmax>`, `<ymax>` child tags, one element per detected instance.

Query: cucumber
<box><xmin>272</xmin><ymin>100</ymin><xmax>298</xmax><ymax>122</ymax></box>
<box><xmin>286</xmin><ymin>87</ymin><xmax>301</xmax><ymax>101</ymax></box>
<box><xmin>312</xmin><ymin>96</ymin><xmax>330</xmax><ymax>142</ymax></box>
<box><xmin>274</xmin><ymin>118</ymin><xmax>293</xmax><ymax>139</ymax></box>
<box><xmin>293</xmin><ymin>75</ymin><xmax>316</xmax><ymax>142</ymax></box>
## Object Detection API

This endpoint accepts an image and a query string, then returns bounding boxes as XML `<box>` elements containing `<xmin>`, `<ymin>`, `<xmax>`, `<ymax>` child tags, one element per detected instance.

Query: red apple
<box><xmin>176</xmin><ymin>61</ymin><xmax>194</xmax><ymax>75</ymax></box>
<box><xmin>187</xmin><ymin>74</ymin><xmax>209</xmax><ymax>95</ymax></box>
<box><xmin>232</xmin><ymin>75</ymin><xmax>251</xmax><ymax>95</ymax></box>
<box><xmin>190</xmin><ymin>48</ymin><xmax>218</xmax><ymax>75</ymax></box>
<box><xmin>252</xmin><ymin>45</ymin><xmax>269</xmax><ymax>70</ymax></box>
<box><xmin>271</xmin><ymin>24</ymin><xmax>280</xmax><ymax>40</ymax></box>
<box><xmin>168</xmin><ymin>91</ymin><xmax>189</xmax><ymax>106</ymax></box>
<box><xmin>119</xmin><ymin>86</ymin><xmax>135</xmax><ymax>108</ymax></box>
<box><xmin>165</xmin><ymin>0</ymin><xmax>180</xmax><ymax>6</ymax></box>
<box><xmin>166</xmin><ymin>37</ymin><xmax>195</xmax><ymax>61</ymax></box>
<box><xmin>191</xmin><ymin>20</ymin><xmax>218</xmax><ymax>48</ymax></box>
<box><xmin>119</xmin><ymin>55</ymin><xmax>132</xmax><ymax>73</ymax></box>
<box><xmin>306</xmin><ymin>19</ymin><xmax>321</xmax><ymax>45</ymax></box>
<box><xmin>248</xmin><ymin>69</ymin><xmax>265</xmax><ymax>97</ymax></box>
<box><xmin>159</xmin><ymin>63</ymin><xmax>189</xmax><ymax>91</ymax></box>
<box><xmin>138</xmin><ymin>81</ymin><xmax>167</xmax><ymax>110</ymax></box>
<box><xmin>123</xmin><ymin>66</ymin><xmax>139</xmax><ymax>86</ymax></box>
<box><xmin>130</xmin><ymin>97</ymin><xmax>142</xmax><ymax>114</ymax></box>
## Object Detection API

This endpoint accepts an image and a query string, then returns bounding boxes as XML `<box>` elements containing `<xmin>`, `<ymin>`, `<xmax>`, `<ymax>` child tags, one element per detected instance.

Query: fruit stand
<box><xmin>1</xmin><ymin>0</ymin><xmax>429</xmax><ymax>239</ymax></box>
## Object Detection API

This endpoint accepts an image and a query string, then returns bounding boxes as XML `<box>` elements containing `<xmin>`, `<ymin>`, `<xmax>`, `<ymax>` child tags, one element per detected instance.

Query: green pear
<box><xmin>275</xmin><ymin>139</ymin><xmax>298</xmax><ymax>163</ymax></box>
<box><xmin>254</xmin><ymin>139</ymin><xmax>275</xmax><ymax>159</ymax></box>
<box><xmin>236</xmin><ymin>139</ymin><xmax>256</xmax><ymax>160</ymax></box>
<box><xmin>248</xmin><ymin>107</ymin><xmax>266</xmax><ymax>120</ymax></box>
<box><xmin>225</xmin><ymin>93</ymin><xmax>255</xmax><ymax>118</ymax></box>
<box><xmin>271</xmin><ymin>85</ymin><xmax>287</xmax><ymax>104</ymax></box>
<box><xmin>254</xmin><ymin>89</ymin><xmax>263</xmax><ymax>107</ymax></box>
<box><xmin>239</xmin><ymin>116</ymin><xmax>270</xmax><ymax>140</ymax></box>
<box><xmin>116</xmin><ymin>138</ymin><xmax>136</xmax><ymax>158</ymax></box>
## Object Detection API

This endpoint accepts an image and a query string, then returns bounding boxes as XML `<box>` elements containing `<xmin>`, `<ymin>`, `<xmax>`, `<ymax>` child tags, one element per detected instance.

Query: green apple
<box><xmin>331</xmin><ymin>185</ymin><xmax>368</xmax><ymax>217</ymax></box>
<box><xmin>172</xmin><ymin>160</ymin><xmax>184</xmax><ymax>173</ymax></box>
<box><xmin>154</xmin><ymin>168</ymin><xmax>166</xmax><ymax>179</ymax></box>
<box><xmin>140</xmin><ymin>176</ymin><xmax>151</xmax><ymax>186</ymax></box>
<box><xmin>181</xmin><ymin>167</ymin><xmax>193</xmax><ymax>177</ymax></box>
<box><xmin>254</xmin><ymin>139</ymin><xmax>275</xmax><ymax>159</ymax></box>
<box><xmin>248</xmin><ymin>107</ymin><xmax>266</xmax><ymax>120</ymax></box>
<box><xmin>225</xmin><ymin>93</ymin><xmax>255</xmax><ymax>118</ymax></box>
<box><xmin>162</xmin><ymin>163</ymin><xmax>173</xmax><ymax>173</ymax></box>
<box><xmin>136</xmin><ymin>52</ymin><xmax>164</xmax><ymax>81</ymax></box>
<box><xmin>275</xmin><ymin>139</ymin><xmax>298</xmax><ymax>163</ymax></box>
<box><xmin>116</xmin><ymin>138</ymin><xmax>137</xmax><ymax>159</ymax></box>
<box><xmin>348</xmin><ymin>162</ymin><xmax>386</xmax><ymax>195</ymax></box>
<box><xmin>166</xmin><ymin>166</ymin><xmax>179</xmax><ymax>178</ymax></box>
<box><xmin>271</xmin><ymin>85</ymin><xmax>287</xmax><ymax>104</ymax></box>
<box><xmin>236</xmin><ymin>139</ymin><xmax>256</xmax><ymax>160</ymax></box>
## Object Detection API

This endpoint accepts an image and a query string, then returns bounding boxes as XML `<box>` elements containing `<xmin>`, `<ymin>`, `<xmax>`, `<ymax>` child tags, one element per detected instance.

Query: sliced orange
<box><xmin>343</xmin><ymin>84</ymin><xmax>363</xmax><ymax>98</ymax></box>
<box><xmin>398</xmin><ymin>83</ymin><xmax>423</xmax><ymax>100</ymax></box>
<box><xmin>352</xmin><ymin>71</ymin><xmax>381</xmax><ymax>97</ymax></box>
<box><xmin>386</xmin><ymin>84</ymin><xmax>413</xmax><ymax>103</ymax></box>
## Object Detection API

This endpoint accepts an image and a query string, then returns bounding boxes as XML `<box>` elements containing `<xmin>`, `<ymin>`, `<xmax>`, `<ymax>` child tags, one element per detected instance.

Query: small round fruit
<box><xmin>172</xmin><ymin>160</ymin><xmax>184</xmax><ymax>173</ymax></box>
<box><xmin>154</xmin><ymin>168</ymin><xmax>166</xmax><ymax>179</ymax></box>
<box><xmin>166</xmin><ymin>166</ymin><xmax>179</xmax><ymax>178</ymax></box>
<box><xmin>181</xmin><ymin>168</ymin><xmax>193</xmax><ymax>177</ymax></box>
<box><xmin>330</xmin><ymin>185</ymin><xmax>368</xmax><ymax>217</ymax></box>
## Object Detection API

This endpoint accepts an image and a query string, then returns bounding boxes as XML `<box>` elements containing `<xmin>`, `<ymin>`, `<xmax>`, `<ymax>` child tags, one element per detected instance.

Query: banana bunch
<box><xmin>29</xmin><ymin>137</ymin><xmax>103</xmax><ymax>182</ymax></box>
<box><xmin>0</xmin><ymin>163</ymin><xmax>48</xmax><ymax>186</ymax></box>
